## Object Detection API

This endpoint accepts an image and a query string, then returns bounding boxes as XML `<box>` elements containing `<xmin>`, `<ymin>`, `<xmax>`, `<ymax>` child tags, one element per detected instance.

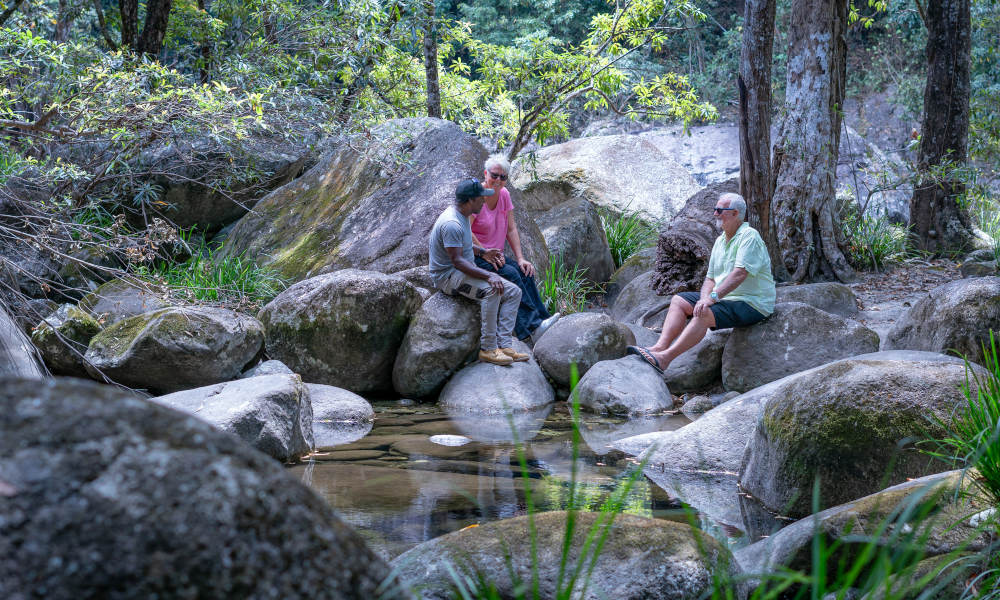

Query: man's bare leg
<box><xmin>649</xmin><ymin>309</ymin><xmax>716</xmax><ymax>369</ymax></box>
<box><xmin>649</xmin><ymin>295</ymin><xmax>695</xmax><ymax>352</ymax></box>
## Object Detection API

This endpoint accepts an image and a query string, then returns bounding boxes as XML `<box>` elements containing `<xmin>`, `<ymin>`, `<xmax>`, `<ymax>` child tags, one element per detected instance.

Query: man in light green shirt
<box><xmin>627</xmin><ymin>193</ymin><xmax>775</xmax><ymax>373</ymax></box>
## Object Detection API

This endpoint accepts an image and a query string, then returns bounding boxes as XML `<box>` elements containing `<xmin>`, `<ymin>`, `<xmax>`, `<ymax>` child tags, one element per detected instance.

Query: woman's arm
<box><xmin>506</xmin><ymin>213</ymin><xmax>535</xmax><ymax>278</ymax></box>
<box><xmin>469</xmin><ymin>214</ymin><xmax>502</xmax><ymax>267</ymax></box>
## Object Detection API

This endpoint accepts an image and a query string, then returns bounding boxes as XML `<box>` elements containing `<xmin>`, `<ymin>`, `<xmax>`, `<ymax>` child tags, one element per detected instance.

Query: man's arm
<box><xmin>693</xmin><ymin>277</ymin><xmax>716</xmax><ymax>318</ymax></box>
<box><xmin>713</xmin><ymin>268</ymin><xmax>748</xmax><ymax>298</ymax></box>
<box><xmin>446</xmin><ymin>246</ymin><xmax>505</xmax><ymax>292</ymax></box>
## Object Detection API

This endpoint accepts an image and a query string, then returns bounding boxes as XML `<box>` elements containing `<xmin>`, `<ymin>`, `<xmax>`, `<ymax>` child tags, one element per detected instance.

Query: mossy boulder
<box><xmin>722</xmin><ymin>302</ymin><xmax>880</xmax><ymax>393</ymax></box>
<box><xmin>0</xmin><ymin>376</ymin><xmax>397</xmax><ymax>599</ymax></box>
<box><xmin>392</xmin><ymin>292</ymin><xmax>480</xmax><ymax>399</ymax></box>
<box><xmin>84</xmin><ymin>306</ymin><xmax>264</xmax><ymax>394</ymax></box>
<box><xmin>259</xmin><ymin>269</ymin><xmax>422</xmax><ymax>393</ymax></box>
<box><xmin>391</xmin><ymin>511</ymin><xmax>739</xmax><ymax>600</ymax></box>
<box><xmin>30</xmin><ymin>304</ymin><xmax>101</xmax><ymax>377</ymax></box>
<box><xmin>532</xmin><ymin>312</ymin><xmax>635</xmax><ymax>391</ymax></box>
<box><xmin>885</xmin><ymin>277</ymin><xmax>1000</xmax><ymax>366</ymax></box>
<box><xmin>78</xmin><ymin>278</ymin><xmax>170</xmax><ymax>326</ymax></box>
<box><xmin>738</xmin><ymin>352</ymin><xmax>983</xmax><ymax>533</ymax></box>
<box><xmin>217</xmin><ymin>117</ymin><xmax>548</xmax><ymax>283</ymax></box>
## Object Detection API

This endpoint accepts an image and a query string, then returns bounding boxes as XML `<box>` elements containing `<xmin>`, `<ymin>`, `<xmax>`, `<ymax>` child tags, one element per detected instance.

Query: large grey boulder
<box><xmin>885</xmin><ymin>277</ymin><xmax>1000</xmax><ymax>366</ymax></box>
<box><xmin>218</xmin><ymin>118</ymin><xmax>547</xmax><ymax>283</ymax></box>
<box><xmin>735</xmin><ymin>470</ymin><xmax>994</xmax><ymax>577</ymax></box>
<box><xmin>0</xmin><ymin>303</ymin><xmax>46</xmax><ymax>378</ymax></box>
<box><xmin>665</xmin><ymin>328</ymin><xmax>730</xmax><ymax>394</ymax></box>
<box><xmin>439</xmin><ymin>344</ymin><xmax>554</xmax><ymax>415</ymax></box>
<box><xmin>0</xmin><ymin>376</ymin><xmax>400</xmax><ymax>599</ymax></box>
<box><xmin>260</xmin><ymin>269</ymin><xmax>422</xmax><ymax>393</ymax></box>
<box><xmin>605</xmin><ymin>246</ymin><xmax>656</xmax><ymax>305</ymax></box>
<box><xmin>738</xmin><ymin>352</ymin><xmax>982</xmax><ymax>531</ymax></box>
<box><xmin>774</xmin><ymin>281</ymin><xmax>859</xmax><ymax>317</ymax></box>
<box><xmin>84</xmin><ymin>306</ymin><xmax>264</xmax><ymax>394</ymax></box>
<box><xmin>511</xmin><ymin>134</ymin><xmax>700</xmax><ymax>224</ymax></box>
<box><xmin>307</xmin><ymin>383</ymin><xmax>375</xmax><ymax>449</ymax></box>
<box><xmin>240</xmin><ymin>359</ymin><xmax>295</xmax><ymax>378</ymax></box>
<box><xmin>575</xmin><ymin>356</ymin><xmax>672</xmax><ymax>415</ymax></box>
<box><xmin>392</xmin><ymin>292</ymin><xmax>479</xmax><ymax>399</ymax></box>
<box><xmin>30</xmin><ymin>304</ymin><xmax>101</xmax><ymax>377</ymax></box>
<box><xmin>78</xmin><ymin>278</ymin><xmax>170</xmax><ymax>326</ymax></box>
<box><xmin>535</xmin><ymin>198</ymin><xmax>615</xmax><ymax>284</ymax></box>
<box><xmin>153</xmin><ymin>374</ymin><xmax>314</xmax><ymax>462</ymax></box>
<box><xmin>392</xmin><ymin>512</ymin><xmax>737</xmax><ymax>600</ymax></box>
<box><xmin>722</xmin><ymin>302</ymin><xmax>879</xmax><ymax>392</ymax></box>
<box><xmin>533</xmin><ymin>312</ymin><xmax>635</xmax><ymax>390</ymax></box>
<box><xmin>609</xmin><ymin>271</ymin><xmax>668</xmax><ymax>327</ymax></box>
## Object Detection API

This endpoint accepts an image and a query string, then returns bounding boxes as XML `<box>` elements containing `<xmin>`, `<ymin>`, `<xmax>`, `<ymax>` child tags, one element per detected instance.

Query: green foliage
<box><xmin>841</xmin><ymin>207</ymin><xmax>911</xmax><ymax>270</ymax></box>
<box><xmin>599</xmin><ymin>206</ymin><xmax>657</xmax><ymax>269</ymax></box>
<box><xmin>453</xmin><ymin>0</ymin><xmax>606</xmax><ymax>46</ymax></box>
<box><xmin>540</xmin><ymin>254</ymin><xmax>604</xmax><ymax>315</ymax></box>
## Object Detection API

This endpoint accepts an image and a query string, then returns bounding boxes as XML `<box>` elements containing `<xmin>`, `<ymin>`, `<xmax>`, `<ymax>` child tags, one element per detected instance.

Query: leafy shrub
<box><xmin>540</xmin><ymin>255</ymin><xmax>604</xmax><ymax>315</ymax></box>
<box><xmin>599</xmin><ymin>207</ymin><xmax>658</xmax><ymax>269</ymax></box>
<box><xmin>841</xmin><ymin>210</ymin><xmax>911</xmax><ymax>269</ymax></box>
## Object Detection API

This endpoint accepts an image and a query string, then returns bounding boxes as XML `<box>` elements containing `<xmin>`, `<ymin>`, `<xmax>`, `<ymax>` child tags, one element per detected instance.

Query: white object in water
<box><xmin>429</xmin><ymin>434</ymin><xmax>472</xmax><ymax>447</ymax></box>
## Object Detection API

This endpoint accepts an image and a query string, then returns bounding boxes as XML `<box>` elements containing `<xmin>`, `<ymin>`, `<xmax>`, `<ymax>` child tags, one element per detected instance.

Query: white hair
<box><xmin>719</xmin><ymin>193</ymin><xmax>747</xmax><ymax>220</ymax></box>
<box><xmin>485</xmin><ymin>154</ymin><xmax>511</xmax><ymax>175</ymax></box>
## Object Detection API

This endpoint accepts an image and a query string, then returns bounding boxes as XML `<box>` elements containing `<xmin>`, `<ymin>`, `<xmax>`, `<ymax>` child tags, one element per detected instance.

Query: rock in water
<box><xmin>260</xmin><ymin>269</ymin><xmax>422</xmax><ymax>393</ymax></box>
<box><xmin>0</xmin><ymin>376</ymin><xmax>400</xmax><ymax>599</ymax></box>
<box><xmin>575</xmin><ymin>356</ymin><xmax>672</xmax><ymax>415</ymax></box>
<box><xmin>532</xmin><ymin>312</ymin><xmax>635</xmax><ymax>390</ymax></box>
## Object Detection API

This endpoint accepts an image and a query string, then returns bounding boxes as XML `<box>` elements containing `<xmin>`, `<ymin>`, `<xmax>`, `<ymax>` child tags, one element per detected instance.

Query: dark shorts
<box><xmin>677</xmin><ymin>291</ymin><xmax>768</xmax><ymax>330</ymax></box>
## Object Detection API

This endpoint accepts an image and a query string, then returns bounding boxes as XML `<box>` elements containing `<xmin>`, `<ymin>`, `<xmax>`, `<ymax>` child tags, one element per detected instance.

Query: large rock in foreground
<box><xmin>260</xmin><ymin>270</ymin><xmax>422</xmax><ymax>393</ymax></box>
<box><xmin>392</xmin><ymin>512</ymin><xmax>737</xmax><ymax>600</ymax></box>
<box><xmin>392</xmin><ymin>292</ymin><xmax>479</xmax><ymax>399</ymax></box>
<box><xmin>533</xmin><ymin>312</ymin><xmax>635</xmax><ymax>390</ymax></box>
<box><xmin>575</xmin><ymin>356</ymin><xmax>672</xmax><ymax>415</ymax></box>
<box><xmin>739</xmin><ymin>352</ymin><xmax>982</xmax><ymax>533</ymax></box>
<box><xmin>84</xmin><ymin>306</ymin><xmax>264</xmax><ymax>394</ymax></box>
<box><xmin>722</xmin><ymin>302</ymin><xmax>879</xmax><ymax>392</ymax></box>
<box><xmin>218</xmin><ymin>118</ymin><xmax>547</xmax><ymax>282</ymax></box>
<box><xmin>153</xmin><ymin>374</ymin><xmax>314</xmax><ymax>462</ymax></box>
<box><xmin>885</xmin><ymin>277</ymin><xmax>1000</xmax><ymax>366</ymax></box>
<box><xmin>0</xmin><ymin>376</ymin><xmax>398</xmax><ymax>599</ymax></box>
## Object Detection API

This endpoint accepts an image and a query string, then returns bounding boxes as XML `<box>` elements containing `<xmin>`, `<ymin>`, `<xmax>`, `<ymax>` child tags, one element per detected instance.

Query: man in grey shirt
<box><xmin>429</xmin><ymin>179</ymin><xmax>526</xmax><ymax>366</ymax></box>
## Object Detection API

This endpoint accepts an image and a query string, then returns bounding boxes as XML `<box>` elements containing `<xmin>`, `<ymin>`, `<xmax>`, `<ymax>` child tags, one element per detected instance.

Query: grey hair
<box><xmin>485</xmin><ymin>154</ymin><xmax>511</xmax><ymax>175</ymax></box>
<box><xmin>720</xmin><ymin>193</ymin><xmax>747</xmax><ymax>220</ymax></box>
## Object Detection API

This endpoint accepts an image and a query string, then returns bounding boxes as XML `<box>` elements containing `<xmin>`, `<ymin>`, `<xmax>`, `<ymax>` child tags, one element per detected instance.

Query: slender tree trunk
<box><xmin>92</xmin><ymin>0</ymin><xmax>119</xmax><ymax>50</ymax></box>
<box><xmin>423</xmin><ymin>0</ymin><xmax>442</xmax><ymax>118</ymax></box>
<box><xmin>771</xmin><ymin>0</ymin><xmax>854</xmax><ymax>282</ymax></box>
<box><xmin>738</xmin><ymin>0</ymin><xmax>783</xmax><ymax>278</ymax></box>
<box><xmin>137</xmin><ymin>0</ymin><xmax>173</xmax><ymax>57</ymax></box>
<box><xmin>910</xmin><ymin>0</ymin><xmax>974</xmax><ymax>254</ymax></box>
<box><xmin>119</xmin><ymin>0</ymin><xmax>139</xmax><ymax>49</ymax></box>
<box><xmin>55</xmin><ymin>0</ymin><xmax>72</xmax><ymax>42</ymax></box>
<box><xmin>197</xmin><ymin>0</ymin><xmax>212</xmax><ymax>83</ymax></box>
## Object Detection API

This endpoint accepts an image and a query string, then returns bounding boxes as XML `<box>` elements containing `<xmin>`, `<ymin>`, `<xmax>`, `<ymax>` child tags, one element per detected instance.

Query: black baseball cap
<box><xmin>455</xmin><ymin>178</ymin><xmax>495</xmax><ymax>200</ymax></box>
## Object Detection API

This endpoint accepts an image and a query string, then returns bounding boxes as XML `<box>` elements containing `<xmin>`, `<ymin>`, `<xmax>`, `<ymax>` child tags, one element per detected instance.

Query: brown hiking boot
<box><xmin>499</xmin><ymin>347</ymin><xmax>530</xmax><ymax>362</ymax></box>
<box><xmin>478</xmin><ymin>348</ymin><xmax>514</xmax><ymax>366</ymax></box>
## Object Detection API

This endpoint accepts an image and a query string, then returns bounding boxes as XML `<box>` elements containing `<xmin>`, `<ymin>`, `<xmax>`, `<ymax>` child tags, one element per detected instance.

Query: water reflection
<box><xmin>445</xmin><ymin>402</ymin><xmax>552</xmax><ymax>443</ymax></box>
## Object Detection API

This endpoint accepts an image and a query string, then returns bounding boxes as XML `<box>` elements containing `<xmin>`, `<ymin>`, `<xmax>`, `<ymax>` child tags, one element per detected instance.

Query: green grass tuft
<box><xmin>539</xmin><ymin>254</ymin><xmax>604</xmax><ymax>315</ymax></box>
<box><xmin>599</xmin><ymin>207</ymin><xmax>658</xmax><ymax>269</ymax></box>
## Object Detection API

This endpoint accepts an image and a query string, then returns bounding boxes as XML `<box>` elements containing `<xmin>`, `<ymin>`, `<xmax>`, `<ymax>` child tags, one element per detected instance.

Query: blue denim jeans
<box><xmin>475</xmin><ymin>255</ymin><xmax>551</xmax><ymax>340</ymax></box>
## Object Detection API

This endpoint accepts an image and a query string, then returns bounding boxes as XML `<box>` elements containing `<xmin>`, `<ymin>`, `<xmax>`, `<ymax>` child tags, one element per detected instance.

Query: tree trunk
<box><xmin>55</xmin><ymin>0</ymin><xmax>72</xmax><ymax>42</ymax></box>
<box><xmin>910</xmin><ymin>0</ymin><xmax>974</xmax><ymax>254</ymax></box>
<box><xmin>119</xmin><ymin>0</ymin><xmax>139</xmax><ymax>49</ymax></box>
<box><xmin>770</xmin><ymin>0</ymin><xmax>853</xmax><ymax>282</ymax></box>
<box><xmin>92</xmin><ymin>0</ymin><xmax>119</xmax><ymax>50</ymax></box>
<box><xmin>737</xmin><ymin>0</ymin><xmax>782</xmax><ymax>278</ymax></box>
<box><xmin>423</xmin><ymin>0</ymin><xmax>442</xmax><ymax>118</ymax></box>
<box><xmin>197</xmin><ymin>0</ymin><xmax>212</xmax><ymax>83</ymax></box>
<box><xmin>137</xmin><ymin>0</ymin><xmax>173</xmax><ymax>57</ymax></box>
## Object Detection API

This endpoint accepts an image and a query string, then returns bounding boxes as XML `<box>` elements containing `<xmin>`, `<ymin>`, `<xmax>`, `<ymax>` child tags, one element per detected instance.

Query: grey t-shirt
<box><xmin>428</xmin><ymin>205</ymin><xmax>473</xmax><ymax>287</ymax></box>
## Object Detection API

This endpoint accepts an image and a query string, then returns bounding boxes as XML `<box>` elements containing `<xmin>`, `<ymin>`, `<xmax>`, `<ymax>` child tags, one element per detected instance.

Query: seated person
<box><xmin>470</xmin><ymin>154</ymin><xmax>559</xmax><ymax>342</ymax></box>
<box><xmin>429</xmin><ymin>178</ymin><xmax>529</xmax><ymax>366</ymax></box>
<box><xmin>627</xmin><ymin>193</ymin><xmax>775</xmax><ymax>373</ymax></box>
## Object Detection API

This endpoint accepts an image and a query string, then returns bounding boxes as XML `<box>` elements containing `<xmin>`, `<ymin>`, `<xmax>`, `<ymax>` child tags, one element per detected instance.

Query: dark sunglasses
<box><xmin>713</xmin><ymin>206</ymin><xmax>737</xmax><ymax>214</ymax></box>
<box><xmin>488</xmin><ymin>171</ymin><xmax>508</xmax><ymax>181</ymax></box>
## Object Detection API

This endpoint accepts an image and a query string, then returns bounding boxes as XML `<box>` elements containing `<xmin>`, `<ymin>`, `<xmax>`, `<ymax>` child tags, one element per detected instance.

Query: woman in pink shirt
<box><xmin>470</xmin><ymin>155</ymin><xmax>559</xmax><ymax>342</ymax></box>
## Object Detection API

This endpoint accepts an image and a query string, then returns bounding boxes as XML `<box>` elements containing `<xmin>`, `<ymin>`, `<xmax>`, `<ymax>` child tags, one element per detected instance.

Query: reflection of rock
<box><xmin>578</xmin><ymin>413</ymin><xmax>687</xmax><ymax>456</ymax></box>
<box><xmin>439</xmin><ymin>342</ymin><xmax>554</xmax><ymax>414</ymax></box>
<box><xmin>307</xmin><ymin>383</ymin><xmax>375</xmax><ymax>449</ymax></box>
<box><xmin>446</xmin><ymin>402</ymin><xmax>553</xmax><ymax>443</ymax></box>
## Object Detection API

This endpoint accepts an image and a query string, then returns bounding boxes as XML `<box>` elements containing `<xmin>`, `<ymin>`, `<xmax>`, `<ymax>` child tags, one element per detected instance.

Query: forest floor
<box><xmin>849</xmin><ymin>257</ymin><xmax>963</xmax><ymax>347</ymax></box>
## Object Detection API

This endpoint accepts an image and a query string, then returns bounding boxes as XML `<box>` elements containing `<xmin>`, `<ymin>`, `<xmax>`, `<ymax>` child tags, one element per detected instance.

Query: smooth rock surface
<box><xmin>533</xmin><ymin>312</ymin><xmax>635</xmax><ymax>390</ymax></box>
<box><xmin>260</xmin><ymin>269</ymin><xmax>422</xmax><ymax>393</ymax></box>
<box><xmin>239</xmin><ymin>359</ymin><xmax>295</xmax><ymax>378</ymax></box>
<box><xmin>0</xmin><ymin>376</ymin><xmax>400</xmax><ymax>599</ymax></box>
<box><xmin>154</xmin><ymin>374</ymin><xmax>314</xmax><ymax>462</ymax></box>
<box><xmin>392</xmin><ymin>511</ymin><xmax>737</xmax><ymax>600</ymax></box>
<box><xmin>605</xmin><ymin>246</ymin><xmax>656</xmax><ymax>305</ymax></box>
<box><xmin>885</xmin><ymin>277</ymin><xmax>1000</xmax><ymax>366</ymax></box>
<box><xmin>575</xmin><ymin>356</ymin><xmax>672</xmax><ymax>415</ymax></box>
<box><xmin>609</xmin><ymin>271</ymin><xmax>669</xmax><ymax>327</ymax></box>
<box><xmin>439</xmin><ymin>342</ymin><xmax>554</xmax><ymax>414</ymax></box>
<box><xmin>84</xmin><ymin>306</ymin><xmax>264</xmax><ymax>394</ymax></box>
<box><xmin>774</xmin><ymin>282</ymin><xmax>859</xmax><ymax>317</ymax></box>
<box><xmin>665</xmin><ymin>328</ymin><xmax>730</xmax><ymax>394</ymax></box>
<box><xmin>721</xmin><ymin>302</ymin><xmax>880</xmax><ymax>392</ymax></box>
<box><xmin>392</xmin><ymin>292</ymin><xmax>480</xmax><ymax>398</ymax></box>
<box><xmin>535</xmin><ymin>198</ymin><xmax>615</xmax><ymax>284</ymax></box>
<box><xmin>0</xmin><ymin>303</ymin><xmax>46</xmax><ymax>378</ymax></box>
<box><xmin>306</xmin><ymin>383</ymin><xmax>375</xmax><ymax>449</ymax></box>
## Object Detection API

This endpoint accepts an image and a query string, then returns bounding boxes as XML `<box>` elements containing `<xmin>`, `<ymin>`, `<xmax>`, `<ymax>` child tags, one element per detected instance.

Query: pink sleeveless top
<box><xmin>470</xmin><ymin>188</ymin><xmax>513</xmax><ymax>250</ymax></box>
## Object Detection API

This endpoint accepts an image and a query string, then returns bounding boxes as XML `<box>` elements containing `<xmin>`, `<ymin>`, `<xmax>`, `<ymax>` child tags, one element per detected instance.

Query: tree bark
<box><xmin>197</xmin><ymin>0</ymin><xmax>212</xmax><ymax>83</ymax></box>
<box><xmin>92</xmin><ymin>0</ymin><xmax>119</xmax><ymax>50</ymax></box>
<box><xmin>119</xmin><ymin>0</ymin><xmax>139</xmax><ymax>49</ymax></box>
<box><xmin>910</xmin><ymin>0</ymin><xmax>974</xmax><ymax>255</ymax></box>
<box><xmin>770</xmin><ymin>0</ymin><xmax>854</xmax><ymax>282</ymax></box>
<box><xmin>738</xmin><ymin>0</ymin><xmax>783</xmax><ymax>278</ymax></box>
<box><xmin>137</xmin><ymin>0</ymin><xmax>173</xmax><ymax>57</ymax></box>
<box><xmin>423</xmin><ymin>0</ymin><xmax>442</xmax><ymax>118</ymax></box>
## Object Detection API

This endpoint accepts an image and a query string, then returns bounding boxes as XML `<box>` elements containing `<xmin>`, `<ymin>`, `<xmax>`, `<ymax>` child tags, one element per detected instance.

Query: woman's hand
<box><xmin>483</xmin><ymin>248</ymin><xmax>504</xmax><ymax>269</ymax></box>
<box><xmin>518</xmin><ymin>258</ymin><xmax>535</xmax><ymax>278</ymax></box>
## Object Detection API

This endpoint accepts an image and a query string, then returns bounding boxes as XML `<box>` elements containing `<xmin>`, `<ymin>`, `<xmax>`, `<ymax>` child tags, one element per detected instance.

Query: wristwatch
<box><xmin>709</xmin><ymin>291</ymin><xmax>718</xmax><ymax>301</ymax></box>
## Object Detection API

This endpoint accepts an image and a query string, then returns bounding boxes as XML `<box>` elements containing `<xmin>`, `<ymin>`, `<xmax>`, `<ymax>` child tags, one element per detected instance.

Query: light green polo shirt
<box><xmin>707</xmin><ymin>222</ymin><xmax>776</xmax><ymax>316</ymax></box>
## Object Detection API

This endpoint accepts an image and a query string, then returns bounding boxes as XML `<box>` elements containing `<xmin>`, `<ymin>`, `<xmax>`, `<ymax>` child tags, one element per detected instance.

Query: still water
<box><xmin>290</xmin><ymin>400</ymin><xmax>700</xmax><ymax>560</ymax></box>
